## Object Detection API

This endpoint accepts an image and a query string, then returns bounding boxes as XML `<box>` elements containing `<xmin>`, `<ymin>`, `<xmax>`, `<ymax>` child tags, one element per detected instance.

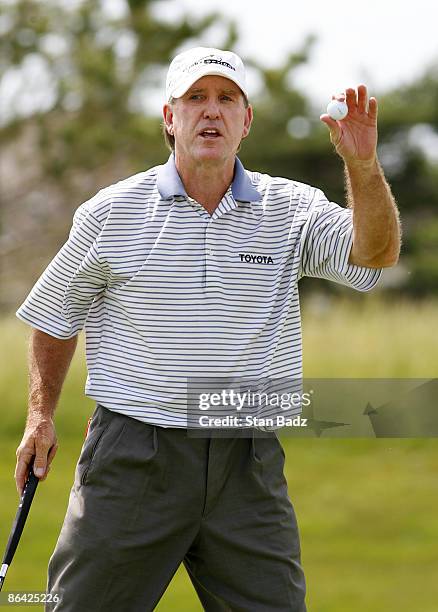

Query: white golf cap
<box><xmin>165</xmin><ymin>47</ymin><xmax>248</xmax><ymax>101</ymax></box>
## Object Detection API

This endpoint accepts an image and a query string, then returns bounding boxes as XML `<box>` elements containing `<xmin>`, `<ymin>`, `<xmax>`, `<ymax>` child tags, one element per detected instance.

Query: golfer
<box><xmin>15</xmin><ymin>47</ymin><xmax>400</xmax><ymax>611</ymax></box>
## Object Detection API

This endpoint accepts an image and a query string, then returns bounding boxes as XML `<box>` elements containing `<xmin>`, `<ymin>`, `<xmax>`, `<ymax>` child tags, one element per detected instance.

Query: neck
<box><xmin>175</xmin><ymin>153</ymin><xmax>235</xmax><ymax>214</ymax></box>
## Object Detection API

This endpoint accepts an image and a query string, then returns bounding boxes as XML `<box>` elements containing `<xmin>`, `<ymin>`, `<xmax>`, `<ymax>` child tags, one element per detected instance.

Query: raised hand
<box><xmin>320</xmin><ymin>84</ymin><xmax>378</xmax><ymax>166</ymax></box>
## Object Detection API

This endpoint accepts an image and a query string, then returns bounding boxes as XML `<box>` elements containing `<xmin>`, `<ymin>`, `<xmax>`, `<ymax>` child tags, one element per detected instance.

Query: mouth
<box><xmin>198</xmin><ymin>128</ymin><xmax>222</xmax><ymax>139</ymax></box>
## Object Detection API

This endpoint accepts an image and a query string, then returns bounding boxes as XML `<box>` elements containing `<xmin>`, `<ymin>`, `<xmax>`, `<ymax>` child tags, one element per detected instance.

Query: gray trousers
<box><xmin>46</xmin><ymin>404</ymin><xmax>306</xmax><ymax>611</ymax></box>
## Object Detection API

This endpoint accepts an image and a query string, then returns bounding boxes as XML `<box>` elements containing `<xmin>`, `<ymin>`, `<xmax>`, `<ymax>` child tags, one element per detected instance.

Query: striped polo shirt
<box><xmin>16</xmin><ymin>154</ymin><xmax>382</xmax><ymax>428</ymax></box>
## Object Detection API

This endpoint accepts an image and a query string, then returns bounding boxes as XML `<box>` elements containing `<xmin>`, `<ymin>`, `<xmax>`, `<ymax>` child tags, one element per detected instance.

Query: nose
<box><xmin>203</xmin><ymin>99</ymin><xmax>220</xmax><ymax>120</ymax></box>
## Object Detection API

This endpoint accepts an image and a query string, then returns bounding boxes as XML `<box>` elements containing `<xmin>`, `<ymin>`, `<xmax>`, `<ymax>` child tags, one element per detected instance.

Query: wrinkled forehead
<box><xmin>183</xmin><ymin>75</ymin><xmax>246</xmax><ymax>98</ymax></box>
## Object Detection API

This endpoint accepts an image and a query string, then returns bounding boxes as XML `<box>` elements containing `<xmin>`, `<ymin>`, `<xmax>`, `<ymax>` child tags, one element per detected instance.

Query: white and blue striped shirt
<box><xmin>16</xmin><ymin>155</ymin><xmax>382</xmax><ymax>427</ymax></box>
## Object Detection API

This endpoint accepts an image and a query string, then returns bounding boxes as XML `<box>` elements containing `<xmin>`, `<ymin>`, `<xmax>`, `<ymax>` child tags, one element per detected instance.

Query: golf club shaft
<box><xmin>0</xmin><ymin>461</ymin><xmax>39</xmax><ymax>592</ymax></box>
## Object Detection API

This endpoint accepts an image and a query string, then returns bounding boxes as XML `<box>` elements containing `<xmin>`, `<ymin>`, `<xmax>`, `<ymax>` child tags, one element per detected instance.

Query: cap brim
<box><xmin>170</xmin><ymin>66</ymin><xmax>247</xmax><ymax>100</ymax></box>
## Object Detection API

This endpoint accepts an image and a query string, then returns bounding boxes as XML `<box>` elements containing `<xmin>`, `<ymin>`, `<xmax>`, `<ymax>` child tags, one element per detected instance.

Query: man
<box><xmin>15</xmin><ymin>47</ymin><xmax>400</xmax><ymax>611</ymax></box>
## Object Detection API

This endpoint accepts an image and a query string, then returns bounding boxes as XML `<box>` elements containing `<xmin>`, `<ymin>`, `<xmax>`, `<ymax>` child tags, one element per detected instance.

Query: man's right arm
<box><xmin>15</xmin><ymin>329</ymin><xmax>78</xmax><ymax>496</ymax></box>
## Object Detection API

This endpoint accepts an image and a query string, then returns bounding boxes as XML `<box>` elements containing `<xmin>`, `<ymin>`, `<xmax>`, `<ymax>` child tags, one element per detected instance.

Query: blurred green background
<box><xmin>1</xmin><ymin>0</ymin><xmax>438</xmax><ymax>305</ymax></box>
<box><xmin>1</xmin><ymin>1</ymin><xmax>438</xmax><ymax>610</ymax></box>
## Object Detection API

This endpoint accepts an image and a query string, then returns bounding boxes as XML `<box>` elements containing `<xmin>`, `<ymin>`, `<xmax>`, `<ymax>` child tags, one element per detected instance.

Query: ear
<box><xmin>242</xmin><ymin>104</ymin><xmax>253</xmax><ymax>139</ymax></box>
<box><xmin>163</xmin><ymin>103</ymin><xmax>174</xmax><ymax>135</ymax></box>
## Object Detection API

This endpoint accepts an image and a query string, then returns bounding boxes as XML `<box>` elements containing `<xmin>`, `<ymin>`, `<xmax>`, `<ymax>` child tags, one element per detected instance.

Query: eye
<box><xmin>189</xmin><ymin>94</ymin><xmax>203</xmax><ymax>100</ymax></box>
<box><xmin>220</xmin><ymin>95</ymin><xmax>233</xmax><ymax>102</ymax></box>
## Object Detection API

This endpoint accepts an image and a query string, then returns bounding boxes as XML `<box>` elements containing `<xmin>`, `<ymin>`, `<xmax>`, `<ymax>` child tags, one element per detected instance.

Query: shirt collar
<box><xmin>157</xmin><ymin>154</ymin><xmax>261</xmax><ymax>203</ymax></box>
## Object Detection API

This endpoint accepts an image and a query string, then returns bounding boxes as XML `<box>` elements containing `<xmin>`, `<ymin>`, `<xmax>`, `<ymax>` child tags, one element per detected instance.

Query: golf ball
<box><xmin>326</xmin><ymin>100</ymin><xmax>348</xmax><ymax>121</ymax></box>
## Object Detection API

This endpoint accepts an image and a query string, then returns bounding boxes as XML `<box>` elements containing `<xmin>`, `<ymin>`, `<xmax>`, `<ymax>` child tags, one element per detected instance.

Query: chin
<box><xmin>195</xmin><ymin>144</ymin><xmax>226</xmax><ymax>162</ymax></box>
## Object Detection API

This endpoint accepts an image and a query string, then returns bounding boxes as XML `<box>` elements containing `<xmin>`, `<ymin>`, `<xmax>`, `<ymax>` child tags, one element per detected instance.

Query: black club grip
<box><xmin>2</xmin><ymin>463</ymin><xmax>40</xmax><ymax>566</ymax></box>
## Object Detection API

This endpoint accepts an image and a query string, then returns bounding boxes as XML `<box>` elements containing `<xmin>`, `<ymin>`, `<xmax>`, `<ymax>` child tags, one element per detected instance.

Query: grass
<box><xmin>302</xmin><ymin>293</ymin><xmax>438</xmax><ymax>377</ymax></box>
<box><xmin>1</xmin><ymin>295</ymin><xmax>437</xmax><ymax>611</ymax></box>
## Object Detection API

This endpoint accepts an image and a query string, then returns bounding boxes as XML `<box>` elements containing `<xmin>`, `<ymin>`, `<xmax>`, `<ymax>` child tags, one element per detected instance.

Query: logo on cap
<box><xmin>186</xmin><ymin>55</ymin><xmax>236</xmax><ymax>74</ymax></box>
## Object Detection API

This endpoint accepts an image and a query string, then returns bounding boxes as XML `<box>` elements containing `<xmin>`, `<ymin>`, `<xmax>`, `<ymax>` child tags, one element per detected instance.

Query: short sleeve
<box><xmin>16</xmin><ymin>203</ymin><xmax>107</xmax><ymax>339</ymax></box>
<box><xmin>298</xmin><ymin>188</ymin><xmax>382</xmax><ymax>292</ymax></box>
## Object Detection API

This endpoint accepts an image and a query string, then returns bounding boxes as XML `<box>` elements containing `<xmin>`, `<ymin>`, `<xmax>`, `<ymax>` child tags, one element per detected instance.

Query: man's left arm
<box><xmin>320</xmin><ymin>85</ymin><xmax>401</xmax><ymax>269</ymax></box>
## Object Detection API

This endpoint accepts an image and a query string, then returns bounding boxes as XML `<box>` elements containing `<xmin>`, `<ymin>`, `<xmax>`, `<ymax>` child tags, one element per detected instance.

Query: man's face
<box><xmin>163</xmin><ymin>75</ymin><xmax>253</xmax><ymax>165</ymax></box>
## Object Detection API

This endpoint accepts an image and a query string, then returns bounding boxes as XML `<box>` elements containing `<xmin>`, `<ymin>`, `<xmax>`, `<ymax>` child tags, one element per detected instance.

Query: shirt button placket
<box><xmin>205</xmin><ymin>222</ymin><xmax>215</xmax><ymax>289</ymax></box>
